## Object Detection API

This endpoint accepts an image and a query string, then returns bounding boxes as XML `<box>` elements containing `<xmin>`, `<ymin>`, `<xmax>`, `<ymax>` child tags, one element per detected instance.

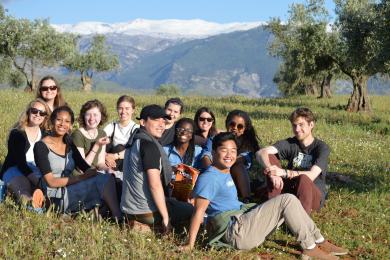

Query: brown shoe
<box><xmin>302</xmin><ymin>246</ymin><xmax>339</xmax><ymax>260</ymax></box>
<box><xmin>32</xmin><ymin>189</ymin><xmax>44</xmax><ymax>209</ymax></box>
<box><xmin>317</xmin><ymin>240</ymin><xmax>349</xmax><ymax>256</ymax></box>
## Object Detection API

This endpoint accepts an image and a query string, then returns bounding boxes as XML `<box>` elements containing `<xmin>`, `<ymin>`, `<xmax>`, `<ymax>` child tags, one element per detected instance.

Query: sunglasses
<box><xmin>30</xmin><ymin>107</ymin><xmax>47</xmax><ymax>117</ymax></box>
<box><xmin>176</xmin><ymin>127</ymin><xmax>193</xmax><ymax>135</ymax></box>
<box><xmin>199</xmin><ymin>117</ymin><xmax>214</xmax><ymax>123</ymax></box>
<box><xmin>228</xmin><ymin>121</ymin><xmax>245</xmax><ymax>131</ymax></box>
<box><xmin>40</xmin><ymin>85</ymin><xmax>58</xmax><ymax>92</ymax></box>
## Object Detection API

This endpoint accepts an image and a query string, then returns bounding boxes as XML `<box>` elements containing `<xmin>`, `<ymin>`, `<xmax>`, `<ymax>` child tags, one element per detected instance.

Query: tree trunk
<box><xmin>318</xmin><ymin>73</ymin><xmax>332</xmax><ymax>99</ymax></box>
<box><xmin>305</xmin><ymin>83</ymin><xmax>318</xmax><ymax>96</ymax></box>
<box><xmin>346</xmin><ymin>75</ymin><xmax>371</xmax><ymax>112</ymax></box>
<box><xmin>81</xmin><ymin>74</ymin><xmax>93</xmax><ymax>91</ymax></box>
<box><xmin>23</xmin><ymin>60</ymin><xmax>37</xmax><ymax>92</ymax></box>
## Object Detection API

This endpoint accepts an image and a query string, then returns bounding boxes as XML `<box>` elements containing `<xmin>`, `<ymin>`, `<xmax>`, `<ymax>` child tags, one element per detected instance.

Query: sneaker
<box><xmin>317</xmin><ymin>240</ymin><xmax>349</xmax><ymax>256</ymax></box>
<box><xmin>32</xmin><ymin>189</ymin><xmax>44</xmax><ymax>209</ymax></box>
<box><xmin>302</xmin><ymin>246</ymin><xmax>339</xmax><ymax>260</ymax></box>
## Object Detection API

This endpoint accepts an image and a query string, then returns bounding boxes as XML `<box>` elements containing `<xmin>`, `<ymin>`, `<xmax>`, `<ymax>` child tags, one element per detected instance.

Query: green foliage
<box><xmin>155</xmin><ymin>84</ymin><xmax>181</xmax><ymax>96</ymax></box>
<box><xmin>268</xmin><ymin>0</ymin><xmax>339</xmax><ymax>97</ymax></box>
<box><xmin>0</xmin><ymin>12</ymin><xmax>75</xmax><ymax>90</ymax></box>
<box><xmin>64</xmin><ymin>35</ymin><xmax>119</xmax><ymax>91</ymax></box>
<box><xmin>0</xmin><ymin>90</ymin><xmax>389</xmax><ymax>258</ymax></box>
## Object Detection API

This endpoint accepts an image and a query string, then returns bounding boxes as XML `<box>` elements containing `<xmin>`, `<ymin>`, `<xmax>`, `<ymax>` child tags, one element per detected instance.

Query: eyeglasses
<box><xmin>176</xmin><ymin>127</ymin><xmax>193</xmax><ymax>135</ymax></box>
<box><xmin>40</xmin><ymin>85</ymin><xmax>57</xmax><ymax>92</ymax></box>
<box><xmin>228</xmin><ymin>121</ymin><xmax>245</xmax><ymax>131</ymax></box>
<box><xmin>30</xmin><ymin>107</ymin><xmax>47</xmax><ymax>117</ymax></box>
<box><xmin>199</xmin><ymin>117</ymin><xmax>214</xmax><ymax>123</ymax></box>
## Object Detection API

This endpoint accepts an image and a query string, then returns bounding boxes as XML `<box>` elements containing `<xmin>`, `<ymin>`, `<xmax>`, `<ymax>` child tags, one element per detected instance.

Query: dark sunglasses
<box><xmin>40</xmin><ymin>85</ymin><xmax>57</xmax><ymax>91</ymax></box>
<box><xmin>199</xmin><ymin>117</ymin><xmax>214</xmax><ymax>122</ymax></box>
<box><xmin>176</xmin><ymin>127</ymin><xmax>193</xmax><ymax>135</ymax></box>
<box><xmin>228</xmin><ymin>121</ymin><xmax>245</xmax><ymax>131</ymax></box>
<box><xmin>30</xmin><ymin>107</ymin><xmax>47</xmax><ymax>117</ymax></box>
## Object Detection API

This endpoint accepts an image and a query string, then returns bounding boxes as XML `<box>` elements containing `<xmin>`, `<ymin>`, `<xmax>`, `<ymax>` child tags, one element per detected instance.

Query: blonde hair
<box><xmin>14</xmin><ymin>98</ymin><xmax>51</xmax><ymax>131</ymax></box>
<box><xmin>36</xmin><ymin>75</ymin><xmax>66</xmax><ymax>110</ymax></box>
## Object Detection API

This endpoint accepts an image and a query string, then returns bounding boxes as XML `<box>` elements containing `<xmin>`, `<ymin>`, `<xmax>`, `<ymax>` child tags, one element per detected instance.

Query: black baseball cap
<box><xmin>136</xmin><ymin>104</ymin><xmax>171</xmax><ymax>120</ymax></box>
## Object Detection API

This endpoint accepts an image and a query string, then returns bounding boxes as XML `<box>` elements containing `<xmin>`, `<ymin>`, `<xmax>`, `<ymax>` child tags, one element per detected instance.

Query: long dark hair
<box><xmin>194</xmin><ymin>107</ymin><xmax>217</xmax><ymax>138</ymax></box>
<box><xmin>225</xmin><ymin>110</ymin><xmax>260</xmax><ymax>153</ymax></box>
<box><xmin>173</xmin><ymin>118</ymin><xmax>196</xmax><ymax>166</ymax></box>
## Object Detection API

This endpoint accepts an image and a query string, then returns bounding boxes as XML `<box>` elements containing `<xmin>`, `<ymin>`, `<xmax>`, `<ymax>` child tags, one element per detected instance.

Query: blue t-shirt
<box><xmin>163</xmin><ymin>144</ymin><xmax>203</xmax><ymax>170</ymax></box>
<box><xmin>192</xmin><ymin>166</ymin><xmax>242</xmax><ymax>217</ymax></box>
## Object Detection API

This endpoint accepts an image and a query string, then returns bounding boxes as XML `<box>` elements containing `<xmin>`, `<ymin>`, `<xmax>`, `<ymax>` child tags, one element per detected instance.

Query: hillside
<box><xmin>113</xmin><ymin>27</ymin><xmax>279</xmax><ymax>96</ymax></box>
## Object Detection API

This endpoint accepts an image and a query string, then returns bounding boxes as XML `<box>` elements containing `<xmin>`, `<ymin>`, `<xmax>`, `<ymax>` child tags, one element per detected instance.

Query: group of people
<box><xmin>0</xmin><ymin>75</ymin><xmax>348</xmax><ymax>259</ymax></box>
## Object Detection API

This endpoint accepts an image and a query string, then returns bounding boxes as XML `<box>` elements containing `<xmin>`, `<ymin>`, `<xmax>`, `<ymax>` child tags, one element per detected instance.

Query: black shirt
<box><xmin>274</xmin><ymin>137</ymin><xmax>330</xmax><ymax>197</ymax></box>
<box><xmin>159</xmin><ymin>124</ymin><xmax>176</xmax><ymax>146</ymax></box>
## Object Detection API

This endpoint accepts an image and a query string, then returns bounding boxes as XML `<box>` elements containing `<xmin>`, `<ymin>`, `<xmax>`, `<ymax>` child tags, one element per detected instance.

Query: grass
<box><xmin>0</xmin><ymin>89</ymin><xmax>389</xmax><ymax>259</ymax></box>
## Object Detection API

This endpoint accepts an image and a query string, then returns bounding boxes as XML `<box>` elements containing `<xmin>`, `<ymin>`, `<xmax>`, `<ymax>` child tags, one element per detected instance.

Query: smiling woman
<box><xmin>36</xmin><ymin>76</ymin><xmax>66</xmax><ymax>112</ymax></box>
<box><xmin>72</xmin><ymin>99</ymin><xmax>110</xmax><ymax>173</ymax></box>
<box><xmin>104</xmin><ymin>95</ymin><xmax>139</xmax><ymax>173</ymax></box>
<box><xmin>0</xmin><ymin>98</ymin><xmax>51</xmax><ymax>209</ymax></box>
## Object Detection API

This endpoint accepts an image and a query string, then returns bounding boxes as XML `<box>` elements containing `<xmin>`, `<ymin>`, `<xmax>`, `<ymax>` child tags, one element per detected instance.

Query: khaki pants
<box><xmin>224</xmin><ymin>194</ymin><xmax>323</xmax><ymax>250</ymax></box>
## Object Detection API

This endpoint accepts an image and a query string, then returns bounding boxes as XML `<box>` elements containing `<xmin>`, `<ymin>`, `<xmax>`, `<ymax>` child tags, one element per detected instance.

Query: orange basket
<box><xmin>172</xmin><ymin>164</ymin><xmax>200</xmax><ymax>202</ymax></box>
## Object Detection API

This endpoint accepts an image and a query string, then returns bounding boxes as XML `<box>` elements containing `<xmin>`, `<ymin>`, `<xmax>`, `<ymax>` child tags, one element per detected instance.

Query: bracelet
<box><xmin>91</xmin><ymin>149</ymin><xmax>98</xmax><ymax>153</ymax></box>
<box><xmin>283</xmin><ymin>169</ymin><xmax>288</xmax><ymax>179</ymax></box>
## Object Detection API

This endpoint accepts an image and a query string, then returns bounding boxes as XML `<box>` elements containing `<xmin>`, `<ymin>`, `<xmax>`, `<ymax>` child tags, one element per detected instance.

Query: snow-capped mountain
<box><xmin>52</xmin><ymin>18</ymin><xmax>266</xmax><ymax>39</ymax></box>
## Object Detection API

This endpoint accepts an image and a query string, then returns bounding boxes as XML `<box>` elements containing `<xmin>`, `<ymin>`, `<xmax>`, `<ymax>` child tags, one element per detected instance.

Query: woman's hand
<box><xmin>97</xmin><ymin>136</ymin><xmax>110</xmax><ymax>146</ymax></box>
<box><xmin>80</xmin><ymin>168</ymin><xmax>98</xmax><ymax>180</ymax></box>
<box><xmin>105</xmin><ymin>153</ymin><xmax>117</xmax><ymax>168</ymax></box>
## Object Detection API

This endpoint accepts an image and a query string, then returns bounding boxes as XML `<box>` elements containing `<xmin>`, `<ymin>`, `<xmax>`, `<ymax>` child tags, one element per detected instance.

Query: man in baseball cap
<box><xmin>121</xmin><ymin>104</ymin><xmax>193</xmax><ymax>233</ymax></box>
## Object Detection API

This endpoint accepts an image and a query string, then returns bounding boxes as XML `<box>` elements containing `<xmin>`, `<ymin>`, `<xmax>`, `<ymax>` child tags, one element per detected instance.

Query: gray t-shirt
<box><xmin>120</xmin><ymin>138</ymin><xmax>162</xmax><ymax>214</ymax></box>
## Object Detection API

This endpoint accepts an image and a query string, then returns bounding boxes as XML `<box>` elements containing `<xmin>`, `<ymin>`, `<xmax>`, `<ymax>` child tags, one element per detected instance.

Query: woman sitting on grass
<box><xmin>0</xmin><ymin>98</ymin><xmax>50</xmax><ymax>210</ymax></box>
<box><xmin>33</xmin><ymin>106</ymin><xmax>121</xmax><ymax>217</ymax></box>
<box><xmin>182</xmin><ymin>132</ymin><xmax>348</xmax><ymax>259</ymax></box>
<box><xmin>36</xmin><ymin>75</ymin><xmax>66</xmax><ymax>112</ymax></box>
<box><xmin>72</xmin><ymin>99</ymin><xmax>111</xmax><ymax>173</ymax></box>
<box><xmin>164</xmin><ymin>118</ymin><xmax>204</xmax><ymax>171</ymax></box>
<box><xmin>203</xmin><ymin>110</ymin><xmax>260</xmax><ymax>201</ymax></box>
<box><xmin>193</xmin><ymin>107</ymin><xmax>219</xmax><ymax>147</ymax></box>
<box><xmin>104</xmin><ymin>95</ymin><xmax>139</xmax><ymax>174</ymax></box>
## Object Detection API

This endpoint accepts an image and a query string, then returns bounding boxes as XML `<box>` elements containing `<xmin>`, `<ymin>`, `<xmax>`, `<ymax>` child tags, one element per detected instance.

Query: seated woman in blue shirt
<box><xmin>163</xmin><ymin>118</ymin><xmax>203</xmax><ymax>171</ymax></box>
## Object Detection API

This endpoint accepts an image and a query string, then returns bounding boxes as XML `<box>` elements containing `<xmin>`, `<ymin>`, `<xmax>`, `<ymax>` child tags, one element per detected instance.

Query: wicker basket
<box><xmin>171</xmin><ymin>164</ymin><xmax>200</xmax><ymax>202</ymax></box>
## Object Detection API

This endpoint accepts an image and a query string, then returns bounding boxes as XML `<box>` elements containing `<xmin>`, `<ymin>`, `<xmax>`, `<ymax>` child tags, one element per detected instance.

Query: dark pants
<box><xmin>266</xmin><ymin>174</ymin><xmax>322</xmax><ymax>214</ymax></box>
<box><xmin>265</xmin><ymin>155</ymin><xmax>322</xmax><ymax>215</ymax></box>
<box><xmin>125</xmin><ymin>198</ymin><xmax>194</xmax><ymax>229</ymax></box>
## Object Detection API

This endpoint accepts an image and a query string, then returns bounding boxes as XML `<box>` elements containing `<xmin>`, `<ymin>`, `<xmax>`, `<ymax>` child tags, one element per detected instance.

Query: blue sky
<box><xmin>2</xmin><ymin>0</ymin><xmax>335</xmax><ymax>24</ymax></box>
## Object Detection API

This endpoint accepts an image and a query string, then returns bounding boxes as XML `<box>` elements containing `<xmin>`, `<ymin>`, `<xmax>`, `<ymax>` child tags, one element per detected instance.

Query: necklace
<box><xmin>85</xmin><ymin>128</ymin><xmax>98</xmax><ymax>139</ymax></box>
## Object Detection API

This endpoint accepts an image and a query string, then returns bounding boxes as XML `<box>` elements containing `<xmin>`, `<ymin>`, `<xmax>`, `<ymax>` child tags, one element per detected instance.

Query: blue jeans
<box><xmin>2</xmin><ymin>163</ymin><xmax>43</xmax><ymax>187</ymax></box>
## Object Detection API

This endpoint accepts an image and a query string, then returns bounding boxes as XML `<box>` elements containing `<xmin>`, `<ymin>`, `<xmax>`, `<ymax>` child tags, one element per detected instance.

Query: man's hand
<box><xmin>264</xmin><ymin>165</ymin><xmax>285</xmax><ymax>177</ymax></box>
<box><xmin>161</xmin><ymin>218</ymin><xmax>172</xmax><ymax>235</ymax></box>
<box><xmin>269</xmin><ymin>175</ymin><xmax>284</xmax><ymax>190</ymax></box>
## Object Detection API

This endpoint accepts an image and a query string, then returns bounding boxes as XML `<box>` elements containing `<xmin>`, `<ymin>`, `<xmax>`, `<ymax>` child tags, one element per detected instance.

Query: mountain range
<box><xmin>53</xmin><ymin>19</ymin><xmax>388</xmax><ymax>96</ymax></box>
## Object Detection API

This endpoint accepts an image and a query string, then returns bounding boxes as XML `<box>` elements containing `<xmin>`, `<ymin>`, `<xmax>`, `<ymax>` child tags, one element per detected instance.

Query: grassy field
<box><xmin>0</xmin><ymin>89</ymin><xmax>389</xmax><ymax>259</ymax></box>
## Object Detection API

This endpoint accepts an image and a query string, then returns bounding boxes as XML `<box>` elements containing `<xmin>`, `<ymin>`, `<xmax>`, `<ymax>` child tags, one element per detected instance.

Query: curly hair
<box><xmin>36</xmin><ymin>75</ymin><xmax>66</xmax><ymax>109</ymax></box>
<box><xmin>173</xmin><ymin>118</ymin><xmax>196</xmax><ymax>166</ymax></box>
<box><xmin>78</xmin><ymin>99</ymin><xmax>108</xmax><ymax>128</ymax></box>
<box><xmin>194</xmin><ymin>107</ymin><xmax>217</xmax><ymax>138</ymax></box>
<box><xmin>225</xmin><ymin>110</ymin><xmax>260</xmax><ymax>153</ymax></box>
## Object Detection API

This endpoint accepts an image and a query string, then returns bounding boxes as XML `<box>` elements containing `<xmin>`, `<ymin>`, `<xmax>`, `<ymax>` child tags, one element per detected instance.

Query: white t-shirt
<box><xmin>25</xmin><ymin>130</ymin><xmax>42</xmax><ymax>164</ymax></box>
<box><xmin>104</xmin><ymin>120</ymin><xmax>139</xmax><ymax>146</ymax></box>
